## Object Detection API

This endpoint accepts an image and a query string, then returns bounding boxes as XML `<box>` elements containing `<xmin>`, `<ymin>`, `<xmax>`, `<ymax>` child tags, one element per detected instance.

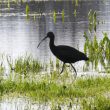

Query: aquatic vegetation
<box><xmin>84</xmin><ymin>32</ymin><xmax>110</xmax><ymax>73</ymax></box>
<box><xmin>72</xmin><ymin>0</ymin><xmax>79</xmax><ymax>6</ymax></box>
<box><xmin>72</xmin><ymin>0</ymin><xmax>79</xmax><ymax>17</ymax></box>
<box><xmin>88</xmin><ymin>9</ymin><xmax>97</xmax><ymax>32</ymax></box>
<box><xmin>74</xmin><ymin>9</ymin><xmax>77</xmax><ymax>17</ymax></box>
<box><xmin>14</xmin><ymin>56</ymin><xmax>42</xmax><ymax>76</ymax></box>
<box><xmin>53</xmin><ymin>10</ymin><xmax>56</xmax><ymax>24</ymax></box>
<box><xmin>83</xmin><ymin>9</ymin><xmax>110</xmax><ymax>73</ymax></box>
<box><xmin>75</xmin><ymin>0</ymin><xmax>79</xmax><ymax>6</ymax></box>
<box><xmin>25</xmin><ymin>3</ymin><xmax>30</xmax><ymax>18</ymax></box>
<box><xmin>0</xmin><ymin>63</ymin><xmax>5</xmax><ymax>75</ymax></box>
<box><xmin>56</xmin><ymin>58</ymin><xmax>60</xmax><ymax>73</ymax></box>
<box><xmin>33</xmin><ymin>13</ymin><xmax>36</xmax><ymax>21</ymax></box>
<box><xmin>0</xmin><ymin>53</ymin><xmax>109</xmax><ymax>108</ymax></box>
<box><xmin>62</xmin><ymin>9</ymin><xmax>65</xmax><ymax>23</ymax></box>
<box><xmin>0</xmin><ymin>54</ymin><xmax>5</xmax><ymax>75</ymax></box>
<box><xmin>8</xmin><ymin>0</ymin><xmax>10</xmax><ymax>8</ymax></box>
<box><xmin>53</xmin><ymin>8</ymin><xmax>65</xmax><ymax>24</ymax></box>
<box><xmin>6</xmin><ymin>55</ymin><xmax>43</xmax><ymax>79</ymax></box>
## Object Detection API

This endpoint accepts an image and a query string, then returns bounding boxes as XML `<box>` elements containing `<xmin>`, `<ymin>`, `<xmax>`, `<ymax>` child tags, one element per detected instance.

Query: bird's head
<box><xmin>37</xmin><ymin>32</ymin><xmax>55</xmax><ymax>48</ymax></box>
<box><xmin>47</xmin><ymin>32</ymin><xmax>54</xmax><ymax>38</ymax></box>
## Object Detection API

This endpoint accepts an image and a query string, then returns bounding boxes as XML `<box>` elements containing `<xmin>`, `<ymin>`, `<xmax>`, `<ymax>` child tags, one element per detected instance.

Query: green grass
<box><xmin>0</xmin><ymin>54</ymin><xmax>110</xmax><ymax>109</ymax></box>
<box><xmin>0</xmin><ymin>72</ymin><xmax>110</xmax><ymax>108</ymax></box>
<box><xmin>7</xmin><ymin>55</ymin><xmax>43</xmax><ymax>77</ymax></box>
<box><xmin>0</xmin><ymin>72</ymin><xmax>110</xmax><ymax>101</ymax></box>
<box><xmin>81</xmin><ymin>95</ymin><xmax>110</xmax><ymax>110</ymax></box>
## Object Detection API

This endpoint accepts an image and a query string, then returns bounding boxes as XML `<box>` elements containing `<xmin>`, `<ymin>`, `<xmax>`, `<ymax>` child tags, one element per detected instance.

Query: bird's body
<box><xmin>37</xmin><ymin>32</ymin><xmax>89</xmax><ymax>77</ymax></box>
<box><xmin>50</xmin><ymin>45</ymin><xmax>88</xmax><ymax>63</ymax></box>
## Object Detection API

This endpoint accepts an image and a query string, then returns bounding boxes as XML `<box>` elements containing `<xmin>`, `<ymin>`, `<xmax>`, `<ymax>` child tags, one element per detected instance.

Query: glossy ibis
<box><xmin>37</xmin><ymin>32</ymin><xmax>89</xmax><ymax>78</ymax></box>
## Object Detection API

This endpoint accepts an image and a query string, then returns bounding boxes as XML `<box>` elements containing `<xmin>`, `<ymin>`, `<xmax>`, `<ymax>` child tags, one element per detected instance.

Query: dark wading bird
<box><xmin>37</xmin><ymin>32</ymin><xmax>89</xmax><ymax>78</ymax></box>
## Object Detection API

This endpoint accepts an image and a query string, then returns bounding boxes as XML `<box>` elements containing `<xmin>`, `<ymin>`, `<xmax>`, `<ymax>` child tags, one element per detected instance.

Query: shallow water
<box><xmin>0</xmin><ymin>97</ymin><xmax>81</xmax><ymax>110</ymax></box>
<box><xmin>0</xmin><ymin>0</ymin><xmax>110</xmax><ymax>64</ymax></box>
<box><xmin>0</xmin><ymin>97</ymin><xmax>51</xmax><ymax>110</ymax></box>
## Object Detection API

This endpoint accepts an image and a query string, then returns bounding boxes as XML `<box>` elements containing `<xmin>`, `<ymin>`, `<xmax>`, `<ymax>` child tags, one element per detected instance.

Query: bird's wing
<box><xmin>52</xmin><ymin>45</ymin><xmax>88</xmax><ymax>63</ymax></box>
<box><xmin>55</xmin><ymin>45</ymin><xmax>80</xmax><ymax>55</ymax></box>
<box><xmin>54</xmin><ymin>45</ymin><xmax>83</xmax><ymax>59</ymax></box>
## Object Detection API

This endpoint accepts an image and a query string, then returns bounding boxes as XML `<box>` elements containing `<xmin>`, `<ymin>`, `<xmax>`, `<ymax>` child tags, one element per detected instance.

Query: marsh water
<box><xmin>0</xmin><ymin>1</ymin><xmax>110</xmax><ymax>63</ymax></box>
<box><xmin>0</xmin><ymin>0</ymin><xmax>110</xmax><ymax>109</ymax></box>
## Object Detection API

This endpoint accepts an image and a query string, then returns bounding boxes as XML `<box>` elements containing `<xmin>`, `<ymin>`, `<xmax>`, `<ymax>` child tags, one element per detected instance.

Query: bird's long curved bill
<box><xmin>37</xmin><ymin>36</ymin><xmax>48</xmax><ymax>48</ymax></box>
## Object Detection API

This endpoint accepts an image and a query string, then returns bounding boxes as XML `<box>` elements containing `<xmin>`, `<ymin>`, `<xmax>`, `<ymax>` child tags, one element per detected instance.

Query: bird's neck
<box><xmin>49</xmin><ymin>37</ymin><xmax>55</xmax><ymax>48</ymax></box>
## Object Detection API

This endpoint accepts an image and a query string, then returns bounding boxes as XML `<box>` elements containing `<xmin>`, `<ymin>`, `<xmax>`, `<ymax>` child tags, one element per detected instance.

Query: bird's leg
<box><xmin>60</xmin><ymin>63</ymin><xmax>65</xmax><ymax>74</ymax></box>
<box><xmin>70</xmin><ymin>63</ymin><xmax>77</xmax><ymax>79</ymax></box>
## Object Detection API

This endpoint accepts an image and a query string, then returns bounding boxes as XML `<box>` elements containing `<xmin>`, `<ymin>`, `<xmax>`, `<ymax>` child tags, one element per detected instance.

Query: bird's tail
<box><xmin>83</xmin><ymin>54</ymin><xmax>89</xmax><ymax>61</ymax></box>
<box><xmin>85</xmin><ymin>56</ymin><xmax>89</xmax><ymax>61</ymax></box>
